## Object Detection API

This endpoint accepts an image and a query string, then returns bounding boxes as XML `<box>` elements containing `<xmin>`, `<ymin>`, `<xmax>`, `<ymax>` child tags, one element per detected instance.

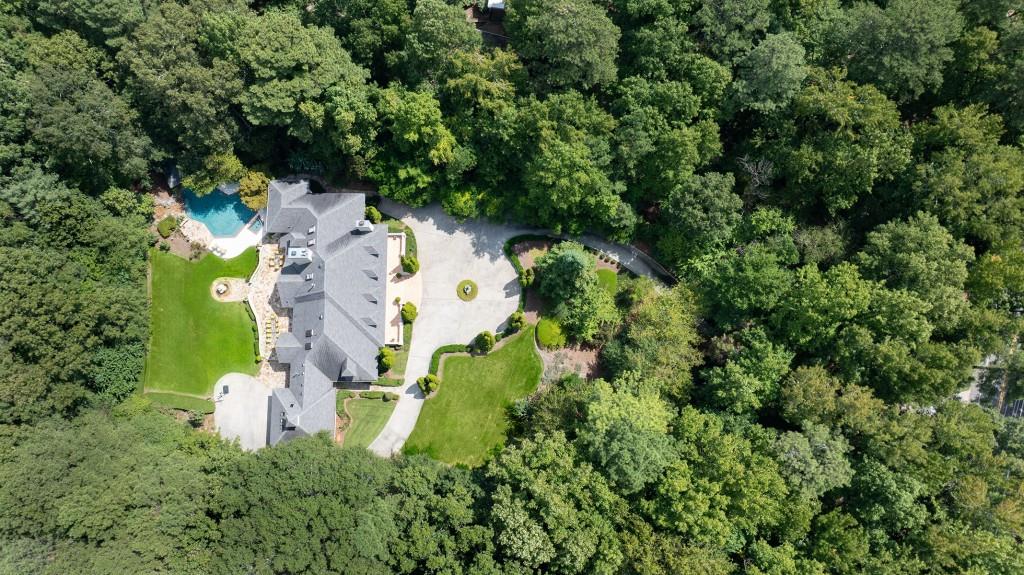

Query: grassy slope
<box><xmin>144</xmin><ymin>249</ymin><xmax>259</xmax><ymax>398</ymax></box>
<box><xmin>344</xmin><ymin>399</ymin><xmax>397</xmax><ymax>449</ymax></box>
<box><xmin>405</xmin><ymin>326</ymin><xmax>542</xmax><ymax>466</ymax></box>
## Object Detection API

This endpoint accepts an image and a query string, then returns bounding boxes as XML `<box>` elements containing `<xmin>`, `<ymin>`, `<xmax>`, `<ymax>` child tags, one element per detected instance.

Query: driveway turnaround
<box><xmin>369</xmin><ymin>201</ymin><xmax>523</xmax><ymax>456</ymax></box>
<box><xmin>367</xmin><ymin>200</ymin><xmax>674</xmax><ymax>457</ymax></box>
<box><xmin>213</xmin><ymin>373</ymin><xmax>271</xmax><ymax>451</ymax></box>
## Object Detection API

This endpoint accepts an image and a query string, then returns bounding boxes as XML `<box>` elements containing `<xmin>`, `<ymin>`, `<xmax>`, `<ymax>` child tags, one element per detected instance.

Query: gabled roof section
<box><xmin>266</xmin><ymin>179</ymin><xmax>387</xmax><ymax>446</ymax></box>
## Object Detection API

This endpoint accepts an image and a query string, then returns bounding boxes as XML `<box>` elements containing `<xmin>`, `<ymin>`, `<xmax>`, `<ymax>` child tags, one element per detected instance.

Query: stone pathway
<box><xmin>247</xmin><ymin>243</ymin><xmax>289</xmax><ymax>389</ymax></box>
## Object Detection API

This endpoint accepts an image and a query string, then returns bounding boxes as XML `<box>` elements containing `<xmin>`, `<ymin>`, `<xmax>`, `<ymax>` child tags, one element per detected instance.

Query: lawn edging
<box><xmin>429</xmin><ymin>344</ymin><xmax>470</xmax><ymax>376</ymax></box>
<box><xmin>145</xmin><ymin>392</ymin><xmax>215</xmax><ymax>413</ymax></box>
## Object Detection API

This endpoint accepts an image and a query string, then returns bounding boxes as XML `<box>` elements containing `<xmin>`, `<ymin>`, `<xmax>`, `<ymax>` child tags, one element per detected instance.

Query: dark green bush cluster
<box><xmin>506</xmin><ymin>311</ymin><xmax>526</xmax><ymax>334</ymax></box>
<box><xmin>429</xmin><ymin>344</ymin><xmax>468</xmax><ymax>375</ymax></box>
<box><xmin>384</xmin><ymin>392</ymin><xmax>400</xmax><ymax>402</ymax></box>
<box><xmin>401</xmin><ymin>254</ymin><xmax>419</xmax><ymax>274</ymax></box>
<box><xmin>519</xmin><ymin>267</ymin><xmax>535</xmax><ymax>287</ymax></box>
<box><xmin>377</xmin><ymin>347</ymin><xmax>395</xmax><ymax>373</ymax></box>
<box><xmin>401</xmin><ymin>301</ymin><xmax>418</xmax><ymax>323</ymax></box>
<box><xmin>157</xmin><ymin>216</ymin><xmax>177</xmax><ymax>238</ymax></box>
<box><xmin>364</xmin><ymin>205</ymin><xmax>382</xmax><ymax>223</ymax></box>
<box><xmin>474</xmin><ymin>331</ymin><xmax>496</xmax><ymax>353</ymax></box>
<box><xmin>417</xmin><ymin>374</ymin><xmax>439</xmax><ymax>395</ymax></box>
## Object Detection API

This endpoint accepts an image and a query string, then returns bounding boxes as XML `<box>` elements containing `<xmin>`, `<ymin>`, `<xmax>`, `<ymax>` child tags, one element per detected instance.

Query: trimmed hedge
<box><xmin>361</xmin><ymin>391</ymin><xmax>384</xmax><ymax>400</ymax></box>
<box><xmin>245</xmin><ymin>302</ymin><xmax>261</xmax><ymax>362</ymax></box>
<box><xmin>429</xmin><ymin>344</ymin><xmax>469</xmax><ymax>375</ymax></box>
<box><xmin>337</xmin><ymin>389</ymin><xmax>357</xmax><ymax>400</ymax></box>
<box><xmin>384</xmin><ymin>392</ymin><xmax>400</xmax><ymax>402</ymax></box>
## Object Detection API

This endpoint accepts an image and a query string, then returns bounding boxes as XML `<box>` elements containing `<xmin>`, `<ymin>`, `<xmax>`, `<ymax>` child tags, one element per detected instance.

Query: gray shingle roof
<box><xmin>264</xmin><ymin>179</ymin><xmax>387</xmax><ymax>446</ymax></box>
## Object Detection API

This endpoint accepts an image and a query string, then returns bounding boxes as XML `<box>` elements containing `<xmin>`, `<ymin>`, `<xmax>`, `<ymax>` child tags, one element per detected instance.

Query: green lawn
<box><xmin>144</xmin><ymin>249</ymin><xmax>259</xmax><ymax>399</ymax></box>
<box><xmin>405</xmin><ymin>326</ymin><xmax>542</xmax><ymax>466</ymax></box>
<box><xmin>390</xmin><ymin>322</ymin><xmax>414</xmax><ymax>377</ymax></box>
<box><xmin>343</xmin><ymin>399</ymin><xmax>397</xmax><ymax>449</ymax></box>
<box><xmin>144</xmin><ymin>392</ymin><xmax>215</xmax><ymax>413</ymax></box>
<box><xmin>596</xmin><ymin>268</ymin><xmax>618</xmax><ymax>296</ymax></box>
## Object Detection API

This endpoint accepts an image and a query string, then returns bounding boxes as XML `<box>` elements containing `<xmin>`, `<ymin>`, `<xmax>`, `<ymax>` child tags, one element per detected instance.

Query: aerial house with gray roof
<box><xmin>263</xmin><ymin>179</ymin><xmax>388</xmax><ymax>445</ymax></box>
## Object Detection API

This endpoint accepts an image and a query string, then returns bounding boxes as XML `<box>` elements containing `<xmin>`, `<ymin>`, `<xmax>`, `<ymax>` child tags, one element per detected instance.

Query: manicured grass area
<box><xmin>144</xmin><ymin>249</ymin><xmax>259</xmax><ymax>399</ymax></box>
<box><xmin>536</xmin><ymin>317</ymin><xmax>567</xmax><ymax>349</ymax></box>
<box><xmin>596</xmin><ymin>268</ymin><xmax>618</xmax><ymax>296</ymax></box>
<box><xmin>390</xmin><ymin>322</ymin><xmax>414</xmax><ymax>376</ymax></box>
<box><xmin>405</xmin><ymin>326</ymin><xmax>542</xmax><ymax>466</ymax></box>
<box><xmin>144</xmin><ymin>392</ymin><xmax>215</xmax><ymax>413</ymax></box>
<box><xmin>343</xmin><ymin>399</ymin><xmax>397</xmax><ymax>449</ymax></box>
<box><xmin>457</xmin><ymin>279</ymin><xmax>478</xmax><ymax>301</ymax></box>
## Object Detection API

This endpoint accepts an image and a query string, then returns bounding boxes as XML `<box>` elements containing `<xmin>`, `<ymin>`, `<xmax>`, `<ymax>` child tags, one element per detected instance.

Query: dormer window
<box><xmin>305</xmin><ymin>273</ymin><xmax>313</xmax><ymax>281</ymax></box>
<box><xmin>308</xmin><ymin>225</ymin><xmax>316</xmax><ymax>234</ymax></box>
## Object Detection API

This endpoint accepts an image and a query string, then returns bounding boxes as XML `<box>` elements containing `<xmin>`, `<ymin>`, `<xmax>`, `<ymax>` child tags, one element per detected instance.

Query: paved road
<box><xmin>367</xmin><ymin>200</ymin><xmax>674</xmax><ymax>457</ymax></box>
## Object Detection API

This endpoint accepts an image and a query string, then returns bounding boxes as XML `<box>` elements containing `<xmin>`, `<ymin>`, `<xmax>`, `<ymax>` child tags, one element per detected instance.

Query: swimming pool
<box><xmin>184</xmin><ymin>188</ymin><xmax>256</xmax><ymax>238</ymax></box>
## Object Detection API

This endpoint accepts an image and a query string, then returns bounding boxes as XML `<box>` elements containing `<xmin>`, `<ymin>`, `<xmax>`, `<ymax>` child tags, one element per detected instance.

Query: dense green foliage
<box><xmin>3</xmin><ymin>0</ymin><xmax>1024</xmax><ymax>573</ymax></box>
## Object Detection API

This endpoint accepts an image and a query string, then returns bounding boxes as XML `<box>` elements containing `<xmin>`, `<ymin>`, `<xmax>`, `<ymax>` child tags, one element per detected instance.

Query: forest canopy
<box><xmin>1</xmin><ymin>0</ymin><xmax>1023</xmax><ymax>574</ymax></box>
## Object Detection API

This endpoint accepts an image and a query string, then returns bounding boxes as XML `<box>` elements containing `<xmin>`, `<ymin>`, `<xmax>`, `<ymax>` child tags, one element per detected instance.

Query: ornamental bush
<box><xmin>401</xmin><ymin>254</ymin><xmax>420</xmax><ymax>274</ymax></box>
<box><xmin>377</xmin><ymin>347</ymin><xmax>395</xmax><ymax>372</ymax></box>
<box><xmin>506</xmin><ymin>311</ymin><xmax>526</xmax><ymax>333</ymax></box>
<box><xmin>475</xmin><ymin>330</ymin><xmax>496</xmax><ymax>353</ymax></box>
<box><xmin>401</xmin><ymin>301</ymin><xmax>418</xmax><ymax>323</ymax></box>
<box><xmin>365</xmin><ymin>205</ymin><xmax>382</xmax><ymax>223</ymax></box>
<box><xmin>157</xmin><ymin>216</ymin><xmax>177</xmax><ymax>238</ymax></box>
<box><xmin>519</xmin><ymin>267</ymin><xmax>535</xmax><ymax>287</ymax></box>
<box><xmin>417</xmin><ymin>374</ymin><xmax>440</xmax><ymax>395</ymax></box>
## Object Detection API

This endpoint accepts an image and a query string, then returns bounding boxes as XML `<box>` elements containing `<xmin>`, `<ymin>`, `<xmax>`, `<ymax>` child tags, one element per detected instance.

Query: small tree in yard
<box><xmin>475</xmin><ymin>331</ymin><xmax>495</xmax><ymax>353</ymax></box>
<box><xmin>401</xmin><ymin>254</ymin><xmax>420</xmax><ymax>274</ymax></box>
<box><xmin>402</xmin><ymin>301</ymin><xmax>418</xmax><ymax>323</ymax></box>
<box><xmin>238</xmin><ymin>170</ymin><xmax>269</xmax><ymax>210</ymax></box>
<box><xmin>378</xmin><ymin>347</ymin><xmax>395</xmax><ymax>373</ymax></box>
<box><xmin>417</xmin><ymin>374</ymin><xmax>439</xmax><ymax>395</ymax></box>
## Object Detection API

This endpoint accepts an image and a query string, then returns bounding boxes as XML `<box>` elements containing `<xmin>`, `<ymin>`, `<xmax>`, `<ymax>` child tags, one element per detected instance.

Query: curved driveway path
<box><xmin>368</xmin><ymin>201</ymin><xmax>523</xmax><ymax>456</ymax></box>
<box><xmin>368</xmin><ymin>200</ymin><xmax>674</xmax><ymax>457</ymax></box>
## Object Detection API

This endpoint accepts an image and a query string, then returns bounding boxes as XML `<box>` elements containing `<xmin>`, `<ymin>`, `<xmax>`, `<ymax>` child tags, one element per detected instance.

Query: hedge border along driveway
<box><xmin>403</xmin><ymin>326</ymin><xmax>541</xmax><ymax>467</ymax></box>
<box><xmin>144</xmin><ymin>248</ymin><xmax>259</xmax><ymax>400</ymax></box>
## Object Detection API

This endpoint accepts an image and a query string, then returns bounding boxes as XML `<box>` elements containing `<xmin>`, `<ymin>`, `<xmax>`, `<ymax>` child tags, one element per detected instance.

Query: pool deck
<box><xmin>180</xmin><ymin>212</ymin><xmax>264</xmax><ymax>260</ymax></box>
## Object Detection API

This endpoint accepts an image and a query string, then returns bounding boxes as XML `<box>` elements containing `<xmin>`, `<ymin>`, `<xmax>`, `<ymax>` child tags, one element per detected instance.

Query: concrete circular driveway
<box><xmin>213</xmin><ymin>373</ymin><xmax>271</xmax><ymax>451</ymax></box>
<box><xmin>369</xmin><ymin>201</ymin><xmax>523</xmax><ymax>456</ymax></box>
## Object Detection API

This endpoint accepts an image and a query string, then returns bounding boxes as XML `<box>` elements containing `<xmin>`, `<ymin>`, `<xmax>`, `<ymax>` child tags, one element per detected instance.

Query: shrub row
<box><xmin>245</xmin><ymin>302</ymin><xmax>261</xmax><ymax>362</ymax></box>
<box><xmin>339</xmin><ymin>390</ymin><xmax>401</xmax><ymax>402</ymax></box>
<box><xmin>429</xmin><ymin>344</ymin><xmax>469</xmax><ymax>376</ymax></box>
<box><xmin>374</xmin><ymin>377</ymin><xmax>403</xmax><ymax>387</ymax></box>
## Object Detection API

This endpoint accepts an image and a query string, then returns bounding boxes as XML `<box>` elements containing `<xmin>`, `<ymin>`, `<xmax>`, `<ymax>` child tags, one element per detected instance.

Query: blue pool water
<box><xmin>184</xmin><ymin>188</ymin><xmax>255</xmax><ymax>237</ymax></box>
